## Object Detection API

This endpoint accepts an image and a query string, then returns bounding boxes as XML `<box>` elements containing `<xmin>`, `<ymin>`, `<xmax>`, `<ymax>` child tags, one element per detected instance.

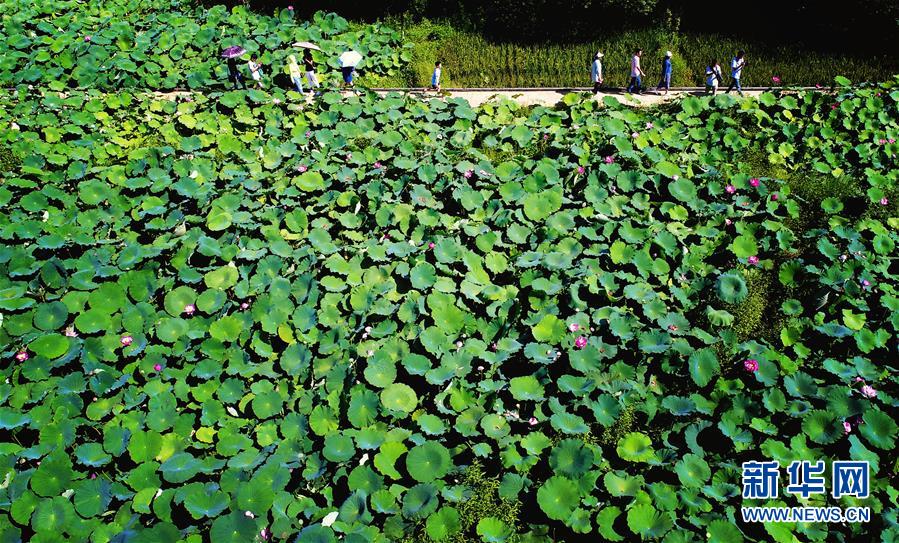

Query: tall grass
<box><xmin>369</xmin><ymin>20</ymin><xmax>897</xmax><ymax>88</ymax></box>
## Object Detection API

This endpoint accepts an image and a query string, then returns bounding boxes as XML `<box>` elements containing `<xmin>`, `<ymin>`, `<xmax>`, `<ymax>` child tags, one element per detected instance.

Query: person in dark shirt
<box><xmin>303</xmin><ymin>50</ymin><xmax>319</xmax><ymax>93</ymax></box>
<box><xmin>657</xmin><ymin>51</ymin><xmax>672</xmax><ymax>95</ymax></box>
<box><xmin>226</xmin><ymin>57</ymin><xmax>245</xmax><ymax>89</ymax></box>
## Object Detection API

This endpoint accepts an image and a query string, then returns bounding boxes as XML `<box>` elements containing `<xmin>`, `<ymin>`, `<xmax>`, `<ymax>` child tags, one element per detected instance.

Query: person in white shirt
<box><xmin>706</xmin><ymin>59</ymin><xmax>722</xmax><ymax>95</ymax></box>
<box><xmin>726</xmin><ymin>51</ymin><xmax>747</xmax><ymax>95</ymax></box>
<box><xmin>626</xmin><ymin>48</ymin><xmax>644</xmax><ymax>94</ymax></box>
<box><xmin>431</xmin><ymin>61</ymin><xmax>442</xmax><ymax>91</ymax></box>
<box><xmin>591</xmin><ymin>52</ymin><xmax>604</xmax><ymax>94</ymax></box>
<box><xmin>248</xmin><ymin>54</ymin><xmax>264</xmax><ymax>89</ymax></box>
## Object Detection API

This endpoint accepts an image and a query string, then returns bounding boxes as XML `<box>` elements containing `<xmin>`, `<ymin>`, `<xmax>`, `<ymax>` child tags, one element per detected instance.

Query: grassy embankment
<box><xmin>362</xmin><ymin>20</ymin><xmax>898</xmax><ymax>88</ymax></box>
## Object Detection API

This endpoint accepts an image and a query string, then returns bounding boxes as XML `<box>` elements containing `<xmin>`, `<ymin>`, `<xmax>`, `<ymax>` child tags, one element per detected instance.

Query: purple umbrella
<box><xmin>221</xmin><ymin>46</ymin><xmax>246</xmax><ymax>59</ymax></box>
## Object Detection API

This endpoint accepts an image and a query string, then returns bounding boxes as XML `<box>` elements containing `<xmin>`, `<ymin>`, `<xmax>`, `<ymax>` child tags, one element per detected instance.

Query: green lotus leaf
<box><xmin>549</xmin><ymin>439</ymin><xmax>594</xmax><ymax>477</ymax></box>
<box><xmin>406</xmin><ymin>442</ymin><xmax>452</xmax><ymax>482</ymax></box>
<box><xmin>476</xmin><ymin>517</ymin><xmax>512</xmax><ymax>542</ymax></box>
<box><xmin>688</xmin><ymin>348</ymin><xmax>720</xmax><ymax>387</ymax></box>
<box><xmin>616</xmin><ymin>432</ymin><xmax>655</xmax><ymax>463</ymax></box>
<box><xmin>426</xmin><ymin>507</ymin><xmax>461</xmax><ymax>540</ymax></box>
<box><xmin>509</xmin><ymin>375</ymin><xmax>545</xmax><ymax>401</ymax></box>
<box><xmin>532</xmin><ymin>314</ymin><xmax>566</xmax><ymax>343</ymax></box>
<box><xmin>204</xmin><ymin>265</ymin><xmax>239</xmax><ymax>290</ymax></box>
<box><xmin>674</xmin><ymin>453</ymin><xmax>710</xmax><ymax>487</ymax></box>
<box><xmin>210</xmin><ymin>512</ymin><xmax>258</xmax><ymax>543</ymax></box>
<box><xmin>73</xmin><ymin>443</ymin><xmax>111</xmax><ymax>467</ymax></box>
<box><xmin>626</xmin><ymin>503</ymin><xmax>672</xmax><ymax>539</ymax></box>
<box><xmin>323</xmin><ymin>434</ymin><xmax>356</xmax><ymax>463</ymax></box>
<box><xmin>29</xmin><ymin>334</ymin><xmax>69</xmax><ymax>359</ymax></box>
<box><xmin>537</xmin><ymin>476</ymin><xmax>580</xmax><ymax>521</ymax></box>
<box><xmin>859</xmin><ymin>409</ymin><xmax>897</xmax><ymax>450</ymax></box>
<box><xmin>730</xmin><ymin>234</ymin><xmax>758</xmax><ymax>259</ymax></box>
<box><xmin>33</xmin><ymin>301</ymin><xmax>69</xmax><ymax>331</ymax></box>
<box><xmin>716</xmin><ymin>273</ymin><xmax>749</xmax><ymax>304</ymax></box>
<box><xmin>801</xmin><ymin>410</ymin><xmax>843</xmax><ymax>444</ymax></box>
<box><xmin>402</xmin><ymin>483</ymin><xmax>440</xmax><ymax>519</ymax></box>
<box><xmin>30</xmin><ymin>454</ymin><xmax>74</xmax><ymax>497</ymax></box>
<box><xmin>163</xmin><ymin>286</ymin><xmax>197</xmax><ymax>317</ymax></box>
<box><xmin>159</xmin><ymin>452</ymin><xmax>201</xmax><ymax>483</ymax></box>
<box><xmin>707</xmin><ymin>519</ymin><xmax>744</xmax><ymax>543</ymax></box>
<box><xmin>381</xmin><ymin>383</ymin><xmax>418</xmax><ymax>414</ymax></box>
<box><xmin>180</xmin><ymin>483</ymin><xmax>229</xmax><ymax>519</ymax></box>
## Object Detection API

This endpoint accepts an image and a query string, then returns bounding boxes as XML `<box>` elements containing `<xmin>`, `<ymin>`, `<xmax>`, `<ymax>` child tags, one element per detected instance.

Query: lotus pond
<box><xmin>0</xmin><ymin>9</ymin><xmax>898</xmax><ymax>540</ymax></box>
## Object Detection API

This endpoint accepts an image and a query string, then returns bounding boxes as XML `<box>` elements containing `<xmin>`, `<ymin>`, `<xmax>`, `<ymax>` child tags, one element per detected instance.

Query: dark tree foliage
<box><xmin>211</xmin><ymin>0</ymin><xmax>897</xmax><ymax>52</ymax></box>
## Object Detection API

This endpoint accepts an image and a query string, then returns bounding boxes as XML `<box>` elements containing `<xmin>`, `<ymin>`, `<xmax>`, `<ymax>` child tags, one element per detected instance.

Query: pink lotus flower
<box><xmin>631</xmin><ymin>132</ymin><xmax>639</xmax><ymax>139</ymax></box>
<box><xmin>771</xmin><ymin>76</ymin><xmax>781</xmax><ymax>84</ymax></box>
<box><xmin>90</xmin><ymin>473</ymin><xmax>97</xmax><ymax>479</ymax></box>
<box><xmin>743</xmin><ymin>359</ymin><xmax>759</xmax><ymax>372</ymax></box>
<box><xmin>272</xmin><ymin>98</ymin><xmax>281</xmax><ymax>105</ymax></box>
<box><xmin>491</xmin><ymin>342</ymin><xmax>498</xmax><ymax>351</ymax></box>
<box><xmin>543</xmin><ymin>134</ymin><xmax>550</xmax><ymax>140</ymax></box>
<box><xmin>305</xmin><ymin>130</ymin><xmax>312</xmax><ymax>137</ymax></box>
<box><xmin>574</xmin><ymin>336</ymin><xmax>587</xmax><ymax>349</ymax></box>
<box><xmin>569</xmin><ymin>323</ymin><xmax>580</xmax><ymax>332</ymax></box>
<box><xmin>815</xmin><ymin>84</ymin><xmax>822</xmax><ymax>89</ymax></box>
<box><xmin>65</xmin><ymin>326</ymin><xmax>78</xmax><ymax>337</ymax></box>
<box><xmin>297</xmin><ymin>165</ymin><xmax>307</xmax><ymax>173</ymax></box>
<box><xmin>645</xmin><ymin>122</ymin><xmax>653</xmax><ymax>129</ymax></box>
<box><xmin>879</xmin><ymin>139</ymin><xmax>887</xmax><ymax>145</ymax></box>
<box><xmin>477</xmin><ymin>365</ymin><xmax>484</xmax><ymax>371</ymax></box>
<box><xmin>861</xmin><ymin>279</ymin><xmax>870</xmax><ymax>287</ymax></box>
<box><xmin>724</xmin><ymin>218</ymin><xmax>732</xmax><ymax>226</ymax></box>
<box><xmin>184</xmin><ymin>304</ymin><xmax>196</xmax><ymax>315</ymax></box>
<box><xmin>374</xmin><ymin>161</ymin><xmax>383</xmax><ymax>169</ymax></box>
<box><xmin>288</xmin><ymin>5</ymin><xmax>294</xmax><ymax>10</ymax></box>
<box><xmin>464</xmin><ymin>170</ymin><xmax>473</xmax><ymax>178</ymax></box>
<box><xmin>860</xmin><ymin>385</ymin><xmax>877</xmax><ymax>398</ymax></box>
<box><xmin>749</xmin><ymin>178</ymin><xmax>760</xmax><ymax>187</ymax></box>
<box><xmin>604</xmin><ymin>156</ymin><xmax>614</xmax><ymax>164</ymax></box>
<box><xmin>890</xmin><ymin>139</ymin><xmax>896</xmax><ymax>144</ymax></box>
<box><xmin>240</xmin><ymin>302</ymin><xmax>250</xmax><ymax>310</ymax></box>
<box><xmin>345</xmin><ymin>153</ymin><xmax>352</xmax><ymax>160</ymax></box>
<box><xmin>770</xmin><ymin>193</ymin><xmax>778</xmax><ymax>201</ymax></box>
<box><xmin>725</xmin><ymin>184</ymin><xmax>736</xmax><ymax>194</ymax></box>
<box><xmin>577</xmin><ymin>166</ymin><xmax>585</xmax><ymax>175</ymax></box>
<box><xmin>428</xmin><ymin>241</ymin><xmax>435</xmax><ymax>249</ymax></box>
<box><xmin>831</xmin><ymin>104</ymin><xmax>838</xmax><ymax>110</ymax></box>
<box><xmin>854</xmin><ymin>376</ymin><xmax>864</xmax><ymax>383</ymax></box>
<box><xmin>260</xmin><ymin>528</ymin><xmax>270</xmax><ymax>541</ymax></box>
<box><xmin>120</xmin><ymin>335</ymin><xmax>133</xmax><ymax>346</ymax></box>
<box><xmin>880</xmin><ymin>197</ymin><xmax>889</xmax><ymax>206</ymax></box>
<box><xmin>667</xmin><ymin>324</ymin><xmax>678</xmax><ymax>332</ymax></box>
<box><xmin>84</xmin><ymin>36</ymin><xmax>91</xmax><ymax>42</ymax></box>
<box><xmin>528</xmin><ymin>417</ymin><xmax>538</xmax><ymax>426</ymax></box>
<box><xmin>15</xmin><ymin>350</ymin><xmax>28</xmax><ymax>362</ymax></box>
<box><xmin>455</xmin><ymin>341</ymin><xmax>463</xmax><ymax>349</ymax></box>
<box><xmin>747</xmin><ymin>256</ymin><xmax>759</xmax><ymax>265</ymax></box>
<box><xmin>843</xmin><ymin>421</ymin><xmax>852</xmax><ymax>434</ymax></box>
<box><xmin>154</xmin><ymin>363</ymin><xmax>162</xmax><ymax>372</ymax></box>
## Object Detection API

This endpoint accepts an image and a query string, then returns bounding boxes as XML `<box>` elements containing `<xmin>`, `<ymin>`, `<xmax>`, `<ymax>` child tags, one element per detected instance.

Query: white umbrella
<box><xmin>338</xmin><ymin>50</ymin><xmax>363</xmax><ymax>68</ymax></box>
<box><xmin>292</xmin><ymin>41</ymin><xmax>321</xmax><ymax>51</ymax></box>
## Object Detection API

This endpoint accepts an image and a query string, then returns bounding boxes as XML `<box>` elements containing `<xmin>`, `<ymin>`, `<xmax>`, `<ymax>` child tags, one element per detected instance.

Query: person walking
<box><xmin>431</xmin><ymin>61</ymin><xmax>442</xmax><ymax>91</ymax></box>
<box><xmin>248</xmin><ymin>54</ymin><xmax>264</xmax><ymax>88</ymax></box>
<box><xmin>705</xmin><ymin>59</ymin><xmax>722</xmax><ymax>95</ymax></box>
<box><xmin>726</xmin><ymin>51</ymin><xmax>746</xmax><ymax>95</ymax></box>
<box><xmin>591</xmin><ymin>52</ymin><xmax>604</xmax><ymax>94</ymax></box>
<box><xmin>657</xmin><ymin>51</ymin><xmax>672</xmax><ymax>95</ymax></box>
<box><xmin>287</xmin><ymin>54</ymin><xmax>304</xmax><ymax>93</ymax></box>
<box><xmin>226</xmin><ymin>57</ymin><xmax>245</xmax><ymax>90</ymax></box>
<box><xmin>303</xmin><ymin>50</ymin><xmax>320</xmax><ymax>93</ymax></box>
<box><xmin>626</xmin><ymin>48</ymin><xmax>644</xmax><ymax>94</ymax></box>
<box><xmin>341</xmin><ymin>64</ymin><xmax>355</xmax><ymax>88</ymax></box>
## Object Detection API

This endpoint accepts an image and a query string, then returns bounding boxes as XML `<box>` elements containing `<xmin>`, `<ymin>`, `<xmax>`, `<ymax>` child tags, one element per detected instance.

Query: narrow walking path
<box><xmin>150</xmin><ymin>86</ymin><xmax>817</xmax><ymax>108</ymax></box>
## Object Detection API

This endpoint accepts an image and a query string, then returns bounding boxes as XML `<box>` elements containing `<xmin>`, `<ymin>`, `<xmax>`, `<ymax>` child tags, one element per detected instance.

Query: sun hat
<box><xmin>665</xmin><ymin>51</ymin><xmax>672</xmax><ymax>57</ymax></box>
<box><xmin>595</xmin><ymin>51</ymin><xmax>604</xmax><ymax>58</ymax></box>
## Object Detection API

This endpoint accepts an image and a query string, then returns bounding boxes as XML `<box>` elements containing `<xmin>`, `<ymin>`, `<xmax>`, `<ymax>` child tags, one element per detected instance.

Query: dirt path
<box><xmin>152</xmin><ymin>87</ymin><xmax>804</xmax><ymax>107</ymax></box>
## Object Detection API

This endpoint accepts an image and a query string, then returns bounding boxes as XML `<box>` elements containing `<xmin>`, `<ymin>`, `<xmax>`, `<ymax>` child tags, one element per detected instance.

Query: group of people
<box><xmin>225</xmin><ymin>49</ymin><xmax>329</xmax><ymax>93</ymax></box>
<box><xmin>592</xmin><ymin>49</ymin><xmax>749</xmax><ymax>96</ymax></box>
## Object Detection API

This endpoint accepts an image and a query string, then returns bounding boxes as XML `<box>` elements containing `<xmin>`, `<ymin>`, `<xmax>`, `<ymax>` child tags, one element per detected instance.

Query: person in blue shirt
<box><xmin>657</xmin><ymin>51</ymin><xmax>672</xmax><ymax>95</ymax></box>
<box><xmin>726</xmin><ymin>51</ymin><xmax>747</xmax><ymax>95</ymax></box>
